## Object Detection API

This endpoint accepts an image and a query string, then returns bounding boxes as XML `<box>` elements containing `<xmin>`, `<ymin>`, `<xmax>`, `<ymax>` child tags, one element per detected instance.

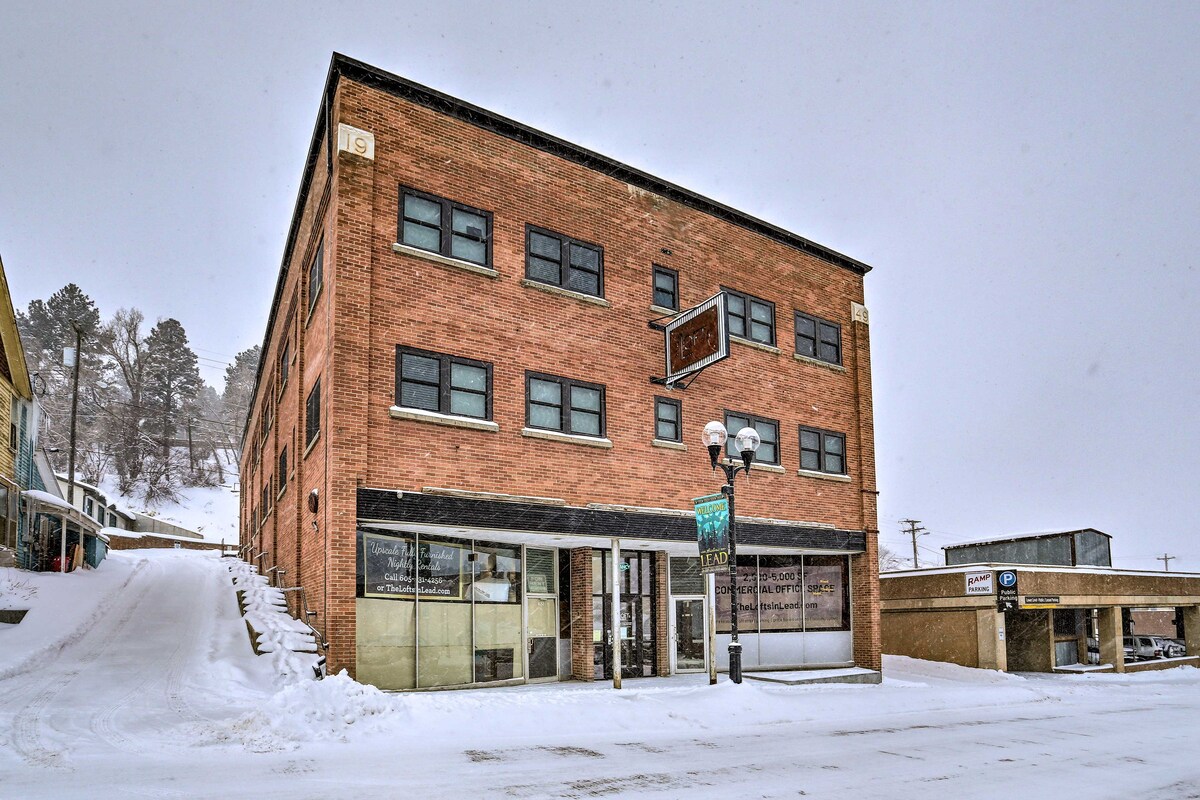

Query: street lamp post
<box><xmin>701</xmin><ymin>420</ymin><xmax>761</xmax><ymax>684</ymax></box>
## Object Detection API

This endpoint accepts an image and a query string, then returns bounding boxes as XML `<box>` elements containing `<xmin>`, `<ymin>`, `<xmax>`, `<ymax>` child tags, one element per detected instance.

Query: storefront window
<box><xmin>714</xmin><ymin>554</ymin><xmax>850</xmax><ymax>633</ymax></box>
<box><xmin>714</xmin><ymin>556</ymin><xmax>759</xmax><ymax>634</ymax></box>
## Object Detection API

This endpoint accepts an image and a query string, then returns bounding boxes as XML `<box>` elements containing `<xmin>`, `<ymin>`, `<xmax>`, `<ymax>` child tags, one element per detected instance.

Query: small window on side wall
<box><xmin>654</xmin><ymin>396</ymin><xmax>682</xmax><ymax>442</ymax></box>
<box><xmin>305</xmin><ymin>377</ymin><xmax>321</xmax><ymax>448</ymax></box>
<box><xmin>395</xmin><ymin>346</ymin><xmax>492</xmax><ymax>420</ymax></box>
<box><xmin>652</xmin><ymin>265</ymin><xmax>678</xmax><ymax>310</ymax></box>
<box><xmin>799</xmin><ymin>426</ymin><xmax>846</xmax><ymax>475</ymax></box>
<box><xmin>307</xmin><ymin>244</ymin><xmax>323</xmax><ymax>315</ymax></box>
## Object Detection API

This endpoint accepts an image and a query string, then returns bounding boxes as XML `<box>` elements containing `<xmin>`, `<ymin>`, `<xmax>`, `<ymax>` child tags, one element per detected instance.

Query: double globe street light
<box><xmin>701</xmin><ymin>420</ymin><xmax>761</xmax><ymax>684</ymax></box>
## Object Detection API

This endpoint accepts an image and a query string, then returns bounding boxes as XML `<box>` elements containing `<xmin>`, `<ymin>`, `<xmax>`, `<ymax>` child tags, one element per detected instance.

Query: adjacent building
<box><xmin>882</xmin><ymin>530</ymin><xmax>1200</xmax><ymax>673</ymax></box>
<box><xmin>0</xmin><ymin>255</ymin><xmax>41</xmax><ymax>566</ymax></box>
<box><xmin>239</xmin><ymin>54</ymin><xmax>881</xmax><ymax>690</ymax></box>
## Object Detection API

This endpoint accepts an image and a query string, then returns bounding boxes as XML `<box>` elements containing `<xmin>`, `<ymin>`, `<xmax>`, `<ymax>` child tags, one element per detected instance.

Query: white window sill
<box><xmin>391</xmin><ymin>242</ymin><xmax>499</xmax><ymax>278</ymax></box>
<box><xmin>797</xmin><ymin>468</ymin><xmax>851</xmax><ymax>482</ymax></box>
<box><xmin>750</xmin><ymin>462</ymin><xmax>785</xmax><ymax>473</ymax></box>
<box><xmin>521</xmin><ymin>427</ymin><xmax>613</xmax><ymax>448</ymax></box>
<box><xmin>650</xmin><ymin>304</ymin><xmax>678</xmax><ymax>317</ymax></box>
<box><xmin>389</xmin><ymin>406</ymin><xmax>499</xmax><ymax>432</ymax></box>
<box><xmin>303</xmin><ymin>434</ymin><xmax>320</xmax><ymax>459</ymax></box>
<box><xmin>651</xmin><ymin>439</ymin><xmax>687</xmax><ymax>451</ymax></box>
<box><xmin>793</xmin><ymin>353</ymin><xmax>847</xmax><ymax>373</ymax></box>
<box><xmin>520</xmin><ymin>279</ymin><xmax>611</xmax><ymax>308</ymax></box>
<box><xmin>731</xmin><ymin>336</ymin><xmax>782</xmax><ymax>355</ymax></box>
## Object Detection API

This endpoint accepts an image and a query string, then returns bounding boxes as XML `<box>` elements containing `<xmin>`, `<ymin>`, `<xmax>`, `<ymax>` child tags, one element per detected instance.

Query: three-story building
<box><xmin>240</xmin><ymin>54</ymin><xmax>882</xmax><ymax>690</ymax></box>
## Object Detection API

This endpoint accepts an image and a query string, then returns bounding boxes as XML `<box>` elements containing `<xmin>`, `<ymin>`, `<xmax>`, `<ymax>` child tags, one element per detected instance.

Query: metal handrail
<box><xmin>278</xmin><ymin>585</ymin><xmax>328</xmax><ymax>679</ymax></box>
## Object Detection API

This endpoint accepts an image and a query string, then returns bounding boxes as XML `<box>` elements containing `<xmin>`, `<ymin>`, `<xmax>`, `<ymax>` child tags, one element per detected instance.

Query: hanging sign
<box><xmin>659</xmin><ymin>293</ymin><xmax>730</xmax><ymax>386</ymax></box>
<box><xmin>694</xmin><ymin>492</ymin><xmax>730</xmax><ymax>575</ymax></box>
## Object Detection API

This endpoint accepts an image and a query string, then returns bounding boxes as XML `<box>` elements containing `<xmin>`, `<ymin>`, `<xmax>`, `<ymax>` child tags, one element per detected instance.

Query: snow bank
<box><xmin>0</xmin><ymin>553</ymin><xmax>147</xmax><ymax>680</ymax></box>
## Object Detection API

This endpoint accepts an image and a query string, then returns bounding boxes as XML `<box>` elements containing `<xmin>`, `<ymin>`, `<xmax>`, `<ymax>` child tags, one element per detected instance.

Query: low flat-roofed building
<box><xmin>882</xmin><ymin>530</ymin><xmax>1200</xmax><ymax>674</ymax></box>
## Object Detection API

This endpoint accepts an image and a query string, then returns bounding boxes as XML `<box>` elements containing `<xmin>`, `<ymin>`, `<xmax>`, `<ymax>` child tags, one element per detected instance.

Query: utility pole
<box><xmin>187</xmin><ymin>417</ymin><xmax>195</xmax><ymax>475</ymax></box>
<box><xmin>66</xmin><ymin>322</ymin><xmax>83</xmax><ymax>507</ymax></box>
<box><xmin>900</xmin><ymin>519</ymin><xmax>928</xmax><ymax>568</ymax></box>
<box><xmin>1158</xmin><ymin>553</ymin><xmax>1175</xmax><ymax>572</ymax></box>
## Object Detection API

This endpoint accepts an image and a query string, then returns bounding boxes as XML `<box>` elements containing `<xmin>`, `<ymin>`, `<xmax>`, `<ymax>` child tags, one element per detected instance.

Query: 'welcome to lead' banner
<box><xmin>694</xmin><ymin>492</ymin><xmax>730</xmax><ymax>575</ymax></box>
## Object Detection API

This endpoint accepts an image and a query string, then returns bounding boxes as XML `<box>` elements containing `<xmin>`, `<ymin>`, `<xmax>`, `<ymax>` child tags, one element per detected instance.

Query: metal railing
<box><xmin>277</xmin><ymin>585</ymin><xmax>328</xmax><ymax>679</ymax></box>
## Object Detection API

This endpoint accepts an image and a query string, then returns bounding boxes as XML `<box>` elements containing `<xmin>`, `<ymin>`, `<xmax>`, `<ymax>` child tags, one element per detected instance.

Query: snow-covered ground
<box><xmin>2</xmin><ymin>551</ymin><xmax>1199</xmax><ymax>799</ymax></box>
<box><xmin>97</xmin><ymin>475</ymin><xmax>240</xmax><ymax>544</ymax></box>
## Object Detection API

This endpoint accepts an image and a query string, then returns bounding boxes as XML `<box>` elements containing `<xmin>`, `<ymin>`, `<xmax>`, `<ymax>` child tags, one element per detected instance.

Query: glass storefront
<box><xmin>710</xmin><ymin>554</ymin><xmax>850</xmax><ymax>634</ymax></box>
<box><xmin>592</xmin><ymin>550</ymin><xmax>657</xmax><ymax>680</ymax></box>
<box><xmin>356</xmin><ymin>528</ymin><xmax>539</xmax><ymax>690</ymax></box>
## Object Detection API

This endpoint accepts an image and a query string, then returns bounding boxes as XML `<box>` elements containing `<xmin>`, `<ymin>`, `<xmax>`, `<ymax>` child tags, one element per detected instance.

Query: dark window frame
<box><xmin>798</xmin><ymin>425</ymin><xmax>848</xmax><ymax>475</ymax></box>
<box><xmin>524</xmin><ymin>225</ymin><xmax>605</xmax><ymax>298</ymax></box>
<box><xmin>397</xmin><ymin>186</ymin><xmax>494</xmax><ymax>266</ymax></box>
<box><xmin>652</xmin><ymin>264</ymin><xmax>679</xmax><ymax>311</ymax></box>
<box><xmin>395</xmin><ymin>346</ymin><xmax>494</xmax><ymax>420</ymax></box>
<box><xmin>307</xmin><ymin>242</ymin><xmax>323</xmax><ymax>317</ymax></box>
<box><xmin>278</xmin><ymin>446</ymin><xmax>288</xmax><ymax>495</ymax></box>
<box><xmin>525</xmin><ymin>371</ymin><xmax>607</xmax><ymax>437</ymax></box>
<box><xmin>722</xmin><ymin>286</ymin><xmax>776</xmax><ymax>346</ymax></box>
<box><xmin>794</xmin><ymin>311</ymin><xmax>842</xmax><ymax>366</ymax></box>
<box><xmin>279</xmin><ymin>337</ymin><xmax>291</xmax><ymax>392</ymax></box>
<box><xmin>723</xmin><ymin>410</ymin><xmax>781</xmax><ymax>466</ymax></box>
<box><xmin>305</xmin><ymin>377</ymin><xmax>321</xmax><ymax>450</ymax></box>
<box><xmin>653</xmin><ymin>396</ymin><xmax>682</xmax><ymax>443</ymax></box>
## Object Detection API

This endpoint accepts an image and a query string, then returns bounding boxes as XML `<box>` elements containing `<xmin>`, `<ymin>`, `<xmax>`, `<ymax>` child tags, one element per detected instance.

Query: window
<box><xmin>799</xmin><ymin>426</ymin><xmax>846</xmax><ymax>475</ymax></box>
<box><xmin>724</xmin><ymin>411</ymin><xmax>779</xmax><ymax>465</ymax></box>
<box><xmin>307</xmin><ymin>243</ymin><xmax>323</xmax><ymax>315</ymax></box>
<box><xmin>395</xmin><ymin>347</ymin><xmax>492</xmax><ymax>420</ymax></box>
<box><xmin>278</xmin><ymin>446</ymin><xmax>288</xmax><ymax>491</ymax></box>
<box><xmin>261</xmin><ymin>477</ymin><xmax>271</xmax><ymax>518</ymax></box>
<box><xmin>305</xmin><ymin>378</ymin><xmax>321</xmax><ymax>448</ymax></box>
<box><xmin>526</xmin><ymin>372</ymin><xmax>605</xmax><ymax>437</ymax></box>
<box><xmin>652</xmin><ymin>265</ymin><xmax>678</xmax><ymax>310</ymax></box>
<box><xmin>279</xmin><ymin>338</ymin><xmax>290</xmax><ymax>389</ymax></box>
<box><xmin>83</xmin><ymin>497</ymin><xmax>95</xmax><ymax>519</ymax></box>
<box><xmin>525</xmin><ymin>226</ymin><xmax>604</xmax><ymax>297</ymax></box>
<box><xmin>654</xmin><ymin>396</ymin><xmax>682</xmax><ymax>442</ymax></box>
<box><xmin>795</xmin><ymin>312</ymin><xmax>841</xmax><ymax>365</ymax></box>
<box><xmin>723</xmin><ymin>287</ymin><xmax>775</xmax><ymax>346</ymax></box>
<box><xmin>399</xmin><ymin>188</ymin><xmax>492</xmax><ymax>266</ymax></box>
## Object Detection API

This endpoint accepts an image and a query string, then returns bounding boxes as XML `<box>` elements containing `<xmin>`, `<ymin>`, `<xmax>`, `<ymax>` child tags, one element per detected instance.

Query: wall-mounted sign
<box><xmin>661</xmin><ymin>293</ymin><xmax>729</xmax><ymax>386</ymax></box>
<box><xmin>694</xmin><ymin>492</ymin><xmax>730</xmax><ymax>575</ymax></box>
<box><xmin>997</xmin><ymin>569</ymin><xmax>1018</xmax><ymax>612</ymax></box>
<box><xmin>1023</xmin><ymin>595</ymin><xmax>1060</xmax><ymax>608</ymax></box>
<box><xmin>362</xmin><ymin>532</ymin><xmax>467</xmax><ymax>600</ymax></box>
<box><xmin>965</xmin><ymin>571</ymin><xmax>993</xmax><ymax>595</ymax></box>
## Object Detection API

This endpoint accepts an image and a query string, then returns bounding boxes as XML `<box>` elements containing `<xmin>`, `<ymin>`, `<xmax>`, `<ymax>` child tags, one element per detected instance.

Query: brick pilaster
<box><xmin>569</xmin><ymin>547</ymin><xmax>594</xmax><ymax>680</ymax></box>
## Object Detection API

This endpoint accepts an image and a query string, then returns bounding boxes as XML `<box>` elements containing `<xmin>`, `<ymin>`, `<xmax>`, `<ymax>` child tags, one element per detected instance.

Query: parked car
<box><xmin>1156</xmin><ymin>637</ymin><xmax>1185</xmax><ymax>658</ymax></box>
<box><xmin>1124</xmin><ymin>635</ymin><xmax>1163</xmax><ymax>661</ymax></box>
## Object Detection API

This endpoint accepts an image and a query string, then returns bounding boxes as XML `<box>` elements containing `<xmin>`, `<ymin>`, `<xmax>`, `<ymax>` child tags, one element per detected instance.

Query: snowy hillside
<box><xmin>99</xmin><ymin>476</ymin><xmax>240</xmax><ymax>545</ymax></box>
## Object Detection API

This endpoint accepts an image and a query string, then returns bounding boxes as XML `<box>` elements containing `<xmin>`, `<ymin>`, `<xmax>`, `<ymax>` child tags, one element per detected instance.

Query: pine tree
<box><xmin>142</xmin><ymin>318</ymin><xmax>202</xmax><ymax>499</ymax></box>
<box><xmin>221</xmin><ymin>345</ymin><xmax>260</xmax><ymax>461</ymax></box>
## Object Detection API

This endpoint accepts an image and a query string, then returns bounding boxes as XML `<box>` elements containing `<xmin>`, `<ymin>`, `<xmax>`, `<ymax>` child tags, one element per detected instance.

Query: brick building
<box><xmin>239</xmin><ymin>54</ymin><xmax>881</xmax><ymax>690</ymax></box>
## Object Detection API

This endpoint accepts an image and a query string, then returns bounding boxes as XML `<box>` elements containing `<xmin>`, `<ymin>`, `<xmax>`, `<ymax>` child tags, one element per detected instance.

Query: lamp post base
<box><xmin>728</xmin><ymin>641</ymin><xmax>743</xmax><ymax>684</ymax></box>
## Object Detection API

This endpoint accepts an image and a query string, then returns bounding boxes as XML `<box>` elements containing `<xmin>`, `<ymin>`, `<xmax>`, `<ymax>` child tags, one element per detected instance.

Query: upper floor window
<box><xmin>799</xmin><ymin>427</ymin><xmax>846</xmax><ymax>475</ymax></box>
<box><xmin>396</xmin><ymin>347</ymin><xmax>492</xmax><ymax>420</ymax></box>
<box><xmin>795</xmin><ymin>312</ymin><xmax>841</xmax><ymax>365</ymax></box>
<box><xmin>279</xmin><ymin>338</ymin><xmax>290</xmax><ymax>389</ymax></box>
<box><xmin>278</xmin><ymin>446</ymin><xmax>288</xmax><ymax>490</ymax></box>
<box><xmin>305</xmin><ymin>377</ymin><xmax>321</xmax><ymax>448</ymax></box>
<box><xmin>654</xmin><ymin>396</ymin><xmax>682</xmax><ymax>442</ymax></box>
<box><xmin>307</xmin><ymin>243</ymin><xmax>323</xmax><ymax>315</ymax></box>
<box><xmin>526</xmin><ymin>372</ymin><xmax>605</xmax><ymax>437</ymax></box>
<box><xmin>723</xmin><ymin>287</ymin><xmax>775</xmax><ymax>346</ymax></box>
<box><xmin>652</xmin><ymin>265</ymin><xmax>678</xmax><ymax>310</ymax></box>
<box><xmin>526</xmin><ymin>226</ymin><xmax>604</xmax><ymax>297</ymax></box>
<box><xmin>724</xmin><ymin>411</ymin><xmax>779</xmax><ymax>465</ymax></box>
<box><xmin>399</xmin><ymin>189</ymin><xmax>492</xmax><ymax>266</ymax></box>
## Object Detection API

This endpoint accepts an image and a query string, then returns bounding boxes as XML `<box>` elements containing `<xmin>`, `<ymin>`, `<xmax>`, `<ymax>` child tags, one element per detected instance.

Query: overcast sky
<box><xmin>2</xmin><ymin>2</ymin><xmax>1197</xmax><ymax>569</ymax></box>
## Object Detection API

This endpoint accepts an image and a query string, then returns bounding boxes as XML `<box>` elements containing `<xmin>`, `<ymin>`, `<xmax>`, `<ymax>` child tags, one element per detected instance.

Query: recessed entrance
<box><xmin>592</xmin><ymin>550</ymin><xmax>657</xmax><ymax>680</ymax></box>
<box><xmin>671</xmin><ymin>597</ymin><xmax>707</xmax><ymax>672</ymax></box>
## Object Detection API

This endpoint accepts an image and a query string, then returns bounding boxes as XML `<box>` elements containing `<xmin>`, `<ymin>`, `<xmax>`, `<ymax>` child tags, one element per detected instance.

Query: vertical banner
<box><xmin>694</xmin><ymin>492</ymin><xmax>730</xmax><ymax>575</ymax></box>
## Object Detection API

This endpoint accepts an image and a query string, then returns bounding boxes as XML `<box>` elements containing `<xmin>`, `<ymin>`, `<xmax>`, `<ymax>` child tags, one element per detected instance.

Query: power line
<box><xmin>1158</xmin><ymin>553</ymin><xmax>1175</xmax><ymax>571</ymax></box>
<box><xmin>899</xmin><ymin>519</ymin><xmax>929</xmax><ymax>568</ymax></box>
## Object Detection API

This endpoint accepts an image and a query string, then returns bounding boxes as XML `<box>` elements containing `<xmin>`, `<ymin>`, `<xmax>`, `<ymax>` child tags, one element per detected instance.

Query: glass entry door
<box><xmin>671</xmin><ymin>597</ymin><xmax>707</xmax><ymax>673</ymax></box>
<box><xmin>592</xmin><ymin>550</ymin><xmax>657</xmax><ymax>680</ymax></box>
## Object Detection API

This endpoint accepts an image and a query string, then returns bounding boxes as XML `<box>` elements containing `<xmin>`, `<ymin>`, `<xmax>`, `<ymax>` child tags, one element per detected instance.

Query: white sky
<box><xmin>1</xmin><ymin>2</ymin><xmax>1197</xmax><ymax>570</ymax></box>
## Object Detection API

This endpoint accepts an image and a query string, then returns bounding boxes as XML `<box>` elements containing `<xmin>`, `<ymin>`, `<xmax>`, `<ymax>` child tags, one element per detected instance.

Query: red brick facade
<box><xmin>239</xmin><ymin>55</ymin><xmax>882</xmax><ymax>684</ymax></box>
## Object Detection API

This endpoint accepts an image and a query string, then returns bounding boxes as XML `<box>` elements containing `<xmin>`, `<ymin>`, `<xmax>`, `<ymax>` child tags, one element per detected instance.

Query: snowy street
<box><xmin>3</xmin><ymin>551</ymin><xmax>1199</xmax><ymax>799</ymax></box>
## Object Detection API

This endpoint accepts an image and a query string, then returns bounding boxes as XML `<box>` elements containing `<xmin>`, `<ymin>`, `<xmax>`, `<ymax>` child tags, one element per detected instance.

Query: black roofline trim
<box><xmin>242</xmin><ymin>52</ymin><xmax>873</xmax><ymax>446</ymax></box>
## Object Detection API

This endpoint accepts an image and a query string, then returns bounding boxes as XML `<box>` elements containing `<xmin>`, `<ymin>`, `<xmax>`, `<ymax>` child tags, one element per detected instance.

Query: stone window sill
<box><xmin>731</xmin><ymin>336</ymin><xmax>782</xmax><ymax>355</ymax></box>
<box><xmin>651</xmin><ymin>439</ymin><xmax>687</xmax><ymax>451</ymax></box>
<box><xmin>793</xmin><ymin>353</ymin><xmax>847</xmax><ymax>374</ymax></box>
<box><xmin>520</xmin><ymin>279</ymin><xmax>611</xmax><ymax>308</ymax></box>
<box><xmin>521</xmin><ymin>427</ymin><xmax>613</xmax><ymax>448</ymax></box>
<box><xmin>389</xmin><ymin>406</ymin><xmax>500</xmax><ymax>432</ymax></box>
<box><xmin>303</xmin><ymin>434</ymin><xmax>320</xmax><ymax>459</ymax></box>
<box><xmin>797</xmin><ymin>468</ymin><xmax>851</xmax><ymax>483</ymax></box>
<box><xmin>391</xmin><ymin>242</ymin><xmax>499</xmax><ymax>278</ymax></box>
<box><xmin>750</xmin><ymin>462</ymin><xmax>785</xmax><ymax>473</ymax></box>
<box><xmin>650</xmin><ymin>304</ymin><xmax>678</xmax><ymax>317</ymax></box>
